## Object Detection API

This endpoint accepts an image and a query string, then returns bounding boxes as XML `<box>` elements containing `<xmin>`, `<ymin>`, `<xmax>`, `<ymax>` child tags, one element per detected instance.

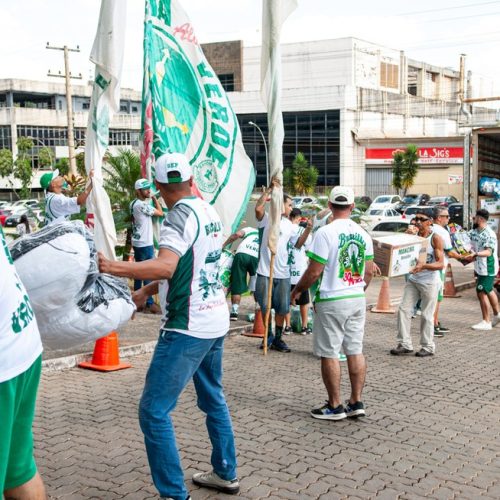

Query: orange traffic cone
<box><xmin>78</xmin><ymin>332</ymin><xmax>132</xmax><ymax>372</ymax></box>
<box><xmin>371</xmin><ymin>277</ymin><xmax>395</xmax><ymax>314</ymax></box>
<box><xmin>443</xmin><ymin>263</ymin><xmax>461</xmax><ymax>298</ymax></box>
<box><xmin>242</xmin><ymin>308</ymin><xmax>265</xmax><ymax>338</ymax></box>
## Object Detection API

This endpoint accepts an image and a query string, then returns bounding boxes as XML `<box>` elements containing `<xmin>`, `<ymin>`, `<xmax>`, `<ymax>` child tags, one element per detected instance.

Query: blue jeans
<box><xmin>254</xmin><ymin>274</ymin><xmax>291</xmax><ymax>316</ymax></box>
<box><xmin>139</xmin><ymin>331</ymin><xmax>237</xmax><ymax>499</ymax></box>
<box><xmin>133</xmin><ymin>245</ymin><xmax>154</xmax><ymax>306</ymax></box>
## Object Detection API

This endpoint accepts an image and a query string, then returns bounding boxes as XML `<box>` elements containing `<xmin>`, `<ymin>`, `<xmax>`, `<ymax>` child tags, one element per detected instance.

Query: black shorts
<box><xmin>291</xmin><ymin>285</ymin><xmax>310</xmax><ymax>306</ymax></box>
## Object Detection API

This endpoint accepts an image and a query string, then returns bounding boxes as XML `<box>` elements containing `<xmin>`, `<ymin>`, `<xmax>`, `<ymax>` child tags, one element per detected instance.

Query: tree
<box><xmin>38</xmin><ymin>147</ymin><xmax>55</xmax><ymax>169</ymax></box>
<box><xmin>0</xmin><ymin>149</ymin><xmax>14</xmax><ymax>178</ymax></box>
<box><xmin>55</xmin><ymin>157</ymin><xmax>69</xmax><ymax>176</ymax></box>
<box><xmin>103</xmin><ymin>149</ymin><xmax>142</xmax><ymax>260</ymax></box>
<box><xmin>75</xmin><ymin>152</ymin><xmax>86</xmax><ymax>177</ymax></box>
<box><xmin>14</xmin><ymin>137</ymin><xmax>34</xmax><ymax>199</ymax></box>
<box><xmin>283</xmin><ymin>152</ymin><xmax>319</xmax><ymax>195</ymax></box>
<box><xmin>391</xmin><ymin>144</ymin><xmax>420</xmax><ymax>196</ymax></box>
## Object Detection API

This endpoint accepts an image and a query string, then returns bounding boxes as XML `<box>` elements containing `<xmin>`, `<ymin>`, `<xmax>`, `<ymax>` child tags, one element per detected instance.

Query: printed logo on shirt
<box><xmin>338</xmin><ymin>234</ymin><xmax>366</xmax><ymax>286</ymax></box>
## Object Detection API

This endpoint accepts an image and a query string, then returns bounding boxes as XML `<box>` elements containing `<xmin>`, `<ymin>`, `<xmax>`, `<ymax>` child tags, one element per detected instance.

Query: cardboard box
<box><xmin>480</xmin><ymin>198</ymin><xmax>500</xmax><ymax>215</ymax></box>
<box><xmin>373</xmin><ymin>234</ymin><xmax>428</xmax><ymax>278</ymax></box>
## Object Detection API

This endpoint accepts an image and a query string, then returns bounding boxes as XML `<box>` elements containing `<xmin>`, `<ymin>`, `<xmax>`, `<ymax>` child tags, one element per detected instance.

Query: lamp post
<box><xmin>248</xmin><ymin>121</ymin><xmax>269</xmax><ymax>186</ymax></box>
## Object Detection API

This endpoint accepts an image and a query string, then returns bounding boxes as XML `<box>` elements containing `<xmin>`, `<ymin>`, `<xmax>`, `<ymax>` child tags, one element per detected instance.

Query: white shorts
<box><xmin>313</xmin><ymin>298</ymin><xmax>366</xmax><ymax>358</ymax></box>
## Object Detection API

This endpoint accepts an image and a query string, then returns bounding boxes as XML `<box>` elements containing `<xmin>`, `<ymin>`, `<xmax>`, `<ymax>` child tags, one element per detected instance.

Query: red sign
<box><xmin>366</xmin><ymin>147</ymin><xmax>463</xmax><ymax>165</ymax></box>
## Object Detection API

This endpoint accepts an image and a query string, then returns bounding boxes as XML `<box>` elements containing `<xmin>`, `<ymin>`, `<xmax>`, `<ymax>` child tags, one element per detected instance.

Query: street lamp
<box><xmin>248</xmin><ymin>121</ymin><xmax>269</xmax><ymax>186</ymax></box>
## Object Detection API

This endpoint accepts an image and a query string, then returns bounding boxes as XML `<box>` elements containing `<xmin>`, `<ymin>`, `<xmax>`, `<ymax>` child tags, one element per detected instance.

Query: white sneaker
<box><xmin>471</xmin><ymin>320</ymin><xmax>492</xmax><ymax>331</ymax></box>
<box><xmin>492</xmin><ymin>314</ymin><xmax>500</xmax><ymax>327</ymax></box>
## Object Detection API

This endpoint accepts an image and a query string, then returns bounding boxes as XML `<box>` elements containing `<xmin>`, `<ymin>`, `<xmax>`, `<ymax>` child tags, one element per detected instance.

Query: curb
<box><xmin>41</xmin><ymin>324</ymin><xmax>254</xmax><ymax>373</ymax></box>
<box><xmin>41</xmin><ymin>282</ymin><xmax>475</xmax><ymax>373</ymax></box>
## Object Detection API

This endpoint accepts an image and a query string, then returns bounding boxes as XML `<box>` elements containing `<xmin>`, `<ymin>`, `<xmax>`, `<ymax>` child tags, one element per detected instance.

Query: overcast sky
<box><xmin>2</xmin><ymin>0</ymin><xmax>500</xmax><ymax>97</ymax></box>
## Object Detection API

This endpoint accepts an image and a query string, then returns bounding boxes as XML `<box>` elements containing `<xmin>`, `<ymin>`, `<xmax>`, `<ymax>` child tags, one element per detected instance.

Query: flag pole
<box><xmin>263</xmin><ymin>253</ymin><xmax>275</xmax><ymax>355</ymax></box>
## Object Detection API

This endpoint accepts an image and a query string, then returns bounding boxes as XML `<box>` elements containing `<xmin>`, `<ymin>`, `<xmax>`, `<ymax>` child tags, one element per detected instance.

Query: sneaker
<box><xmin>259</xmin><ymin>334</ymin><xmax>274</xmax><ymax>349</ymax></box>
<box><xmin>492</xmin><ymin>314</ymin><xmax>500</xmax><ymax>327</ymax></box>
<box><xmin>433</xmin><ymin>327</ymin><xmax>445</xmax><ymax>338</ymax></box>
<box><xmin>390</xmin><ymin>344</ymin><xmax>414</xmax><ymax>355</ymax></box>
<box><xmin>311</xmin><ymin>402</ymin><xmax>346</xmax><ymax>420</ymax></box>
<box><xmin>471</xmin><ymin>320</ymin><xmax>492</xmax><ymax>331</ymax></box>
<box><xmin>416</xmin><ymin>309</ymin><xmax>422</xmax><ymax>316</ymax></box>
<box><xmin>270</xmin><ymin>338</ymin><xmax>291</xmax><ymax>353</ymax></box>
<box><xmin>192</xmin><ymin>471</ymin><xmax>240</xmax><ymax>495</ymax></box>
<box><xmin>415</xmin><ymin>348</ymin><xmax>434</xmax><ymax>357</ymax></box>
<box><xmin>300</xmin><ymin>327</ymin><xmax>308</xmax><ymax>336</ymax></box>
<box><xmin>283</xmin><ymin>326</ymin><xmax>292</xmax><ymax>335</ymax></box>
<box><xmin>436</xmin><ymin>322</ymin><xmax>450</xmax><ymax>333</ymax></box>
<box><xmin>345</xmin><ymin>400</ymin><xmax>366</xmax><ymax>418</ymax></box>
<box><xmin>230</xmin><ymin>312</ymin><xmax>238</xmax><ymax>321</ymax></box>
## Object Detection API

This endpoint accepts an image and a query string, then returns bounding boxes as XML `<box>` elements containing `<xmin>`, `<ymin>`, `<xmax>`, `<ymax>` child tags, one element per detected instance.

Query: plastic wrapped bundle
<box><xmin>10</xmin><ymin>221</ymin><xmax>135</xmax><ymax>350</ymax></box>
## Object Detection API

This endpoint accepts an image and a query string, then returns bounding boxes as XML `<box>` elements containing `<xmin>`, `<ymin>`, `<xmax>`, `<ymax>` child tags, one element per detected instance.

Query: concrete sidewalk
<box><xmin>35</xmin><ymin>287</ymin><xmax>499</xmax><ymax>499</ymax></box>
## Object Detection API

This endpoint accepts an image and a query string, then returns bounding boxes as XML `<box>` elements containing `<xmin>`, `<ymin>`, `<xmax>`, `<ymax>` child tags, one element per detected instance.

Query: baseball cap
<box><xmin>134</xmin><ymin>178</ymin><xmax>152</xmax><ymax>190</ymax></box>
<box><xmin>154</xmin><ymin>152</ymin><xmax>192</xmax><ymax>184</ymax></box>
<box><xmin>329</xmin><ymin>186</ymin><xmax>354</xmax><ymax>205</ymax></box>
<box><xmin>40</xmin><ymin>169</ymin><xmax>59</xmax><ymax>190</ymax></box>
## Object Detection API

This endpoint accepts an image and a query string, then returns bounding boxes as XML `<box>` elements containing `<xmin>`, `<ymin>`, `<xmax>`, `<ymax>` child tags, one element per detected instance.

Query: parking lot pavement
<box><xmin>35</xmin><ymin>287</ymin><xmax>499</xmax><ymax>499</ymax></box>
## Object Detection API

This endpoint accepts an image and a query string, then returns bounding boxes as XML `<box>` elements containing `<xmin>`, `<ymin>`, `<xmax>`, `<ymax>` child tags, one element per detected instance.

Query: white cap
<box><xmin>134</xmin><ymin>178</ymin><xmax>151</xmax><ymax>190</ymax></box>
<box><xmin>154</xmin><ymin>152</ymin><xmax>192</xmax><ymax>184</ymax></box>
<box><xmin>329</xmin><ymin>186</ymin><xmax>354</xmax><ymax>205</ymax></box>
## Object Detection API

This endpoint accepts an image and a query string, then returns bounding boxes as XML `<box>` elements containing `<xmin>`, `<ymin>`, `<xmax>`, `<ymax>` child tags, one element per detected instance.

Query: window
<box><xmin>82</xmin><ymin>102</ymin><xmax>90</xmax><ymax>110</ymax></box>
<box><xmin>131</xmin><ymin>105</ymin><xmax>139</xmax><ymax>113</ymax></box>
<box><xmin>119</xmin><ymin>103</ymin><xmax>128</xmax><ymax>113</ymax></box>
<box><xmin>380</xmin><ymin>62</ymin><xmax>399</xmax><ymax>89</ymax></box>
<box><xmin>218</xmin><ymin>73</ymin><xmax>235</xmax><ymax>92</ymax></box>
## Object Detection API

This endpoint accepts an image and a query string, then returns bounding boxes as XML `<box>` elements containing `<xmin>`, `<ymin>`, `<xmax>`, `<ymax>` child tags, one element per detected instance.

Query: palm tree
<box><xmin>402</xmin><ymin>144</ymin><xmax>419</xmax><ymax>196</ymax></box>
<box><xmin>391</xmin><ymin>151</ymin><xmax>404</xmax><ymax>195</ymax></box>
<box><xmin>283</xmin><ymin>152</ymin><xmax>319</xmax><ymax>195</ymax></box>
<box><xmin>103</xmin><ymin>149</ymin><xmax>142</xmax><ymax>260</ymax></box>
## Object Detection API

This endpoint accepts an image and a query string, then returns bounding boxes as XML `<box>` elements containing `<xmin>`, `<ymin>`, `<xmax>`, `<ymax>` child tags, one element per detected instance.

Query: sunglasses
<box><xmin>439</xmin><ymin>214</ymin><xmax>450</xmax><ymax>218</ymax></box>
<box><xmin>414</xmin><ymin>217</ymin><xmax>430</xmax><ymax>222</ymax></box>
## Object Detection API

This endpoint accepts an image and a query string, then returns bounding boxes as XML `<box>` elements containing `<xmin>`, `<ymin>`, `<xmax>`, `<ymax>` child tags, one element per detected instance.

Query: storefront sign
<box><xmin>448</xmin><ymin>174</ymin><xmax>463</xmax><ymax>184</ymax></box>
<box><xmin>366</xmin><ymin>147</ymin><xmax>463</xmax><ymax>165</ymax></box>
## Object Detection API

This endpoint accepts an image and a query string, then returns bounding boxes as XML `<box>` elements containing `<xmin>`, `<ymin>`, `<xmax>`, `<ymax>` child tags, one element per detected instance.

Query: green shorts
<box><xmin>230</xmin><ymin>253</ymin><xmax>258</xmax><ymax>295</ymax></box>
<box><xmin>0</xmin><ymin>355</ymin><xmax>42</xmax><ymax>492</ymax></box>
<box><xmin>476</xmin><ymin>275</ymin><xmax>495</xmax><ymax>294</ymax></box>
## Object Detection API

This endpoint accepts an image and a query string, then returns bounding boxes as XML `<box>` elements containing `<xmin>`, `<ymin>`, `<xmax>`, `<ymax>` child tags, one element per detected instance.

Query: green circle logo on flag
<box><xmin>194</xmin><ymin>159</ymin><xmax>218</xmax><ymax>194</ymax></box>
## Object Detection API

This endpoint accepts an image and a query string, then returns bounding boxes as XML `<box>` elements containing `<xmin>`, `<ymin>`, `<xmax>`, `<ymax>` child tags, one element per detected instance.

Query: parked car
<box><xmin>360</xmin><ymin>207</ymin><xmax>403</xmax><ymax>229</ymax></box>
<box><xmin>402</xmin><ymin>205</ymin><xmax>435</xmax><ymax>220</ymax></box>
<box><xmin>395</xmin><ymin>193</ymin><xmax>430</xmax><ymax>213</ymax></box>
<box><xmin>9</xmin><ymin>199</ymin><xmax>40</xmax><ymax>210</ymax></box>
<box><xmin>369</xmin><ymin>220</ymin><xmax>410</xmax><ymax>237</ymax></box>
<box><xmin>448</xmin><ymin>203</ymin><xmax>464</xmax><ymax>227</ymax></box>
<box><xmin>3</xmin><ymin>208</ymin><xmax>41</xmax><ymax>229</ymax></box>
<box><xmin>354</xmin><ymin>196</ymin><xmax>372</xmax><ymax>211</ymax></box>
<box><xmin>0</xmin><ymin>208</ymin><xmax>12</xmax><ymax>226</ymax></box>
<box><xmin>368</xmin><ymin>195</ymin><xmax>402</xmax><ymax>211</ymax></box>
<box><xmin>427</xmin><ymin>195</ymin><xmax>459</xmax><ymax>207</ymax></box>
<box><xmin>292</xmin><ymin>196</ymin><xmax>317</xmax><ymax>208</ymax></box>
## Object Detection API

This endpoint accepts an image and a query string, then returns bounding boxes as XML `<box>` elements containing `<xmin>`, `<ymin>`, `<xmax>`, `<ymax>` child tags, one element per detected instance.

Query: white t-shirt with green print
<box><xmin>158</xmin><ymin>196</ymin><xmax>229</xmax><ymax>339</ymax></box>
<box><xmin>0</xmin><ymin>227</ymin><xmax>42</xmax><ymax>383</ymax></box>
<box><xmin>469</xmin><ymin>226</ymin><xmax>499</xmax><ymax>277</ymax></box>
<box><xmin>307</xmin><ymin>218</ymin><xmax>374</xmax><ymax>302</ymax></box>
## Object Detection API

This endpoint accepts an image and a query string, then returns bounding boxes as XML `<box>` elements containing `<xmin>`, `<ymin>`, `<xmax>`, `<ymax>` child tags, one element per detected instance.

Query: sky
<box><xmin>1</xmin><ymin>0</ymin><xmax>500</xmax><ymax>96</ymax></box>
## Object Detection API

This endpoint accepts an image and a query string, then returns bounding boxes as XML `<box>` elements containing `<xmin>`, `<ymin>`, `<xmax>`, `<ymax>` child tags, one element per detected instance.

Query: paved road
<box><xmin>35</xmin><ymin>287</ymin><xmax>499</xmax><ymax>499</ymax></box>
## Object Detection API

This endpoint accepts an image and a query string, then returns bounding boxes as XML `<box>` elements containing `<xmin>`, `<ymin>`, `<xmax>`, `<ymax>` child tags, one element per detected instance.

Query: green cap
<box><xmin>40</xmin><ymin>169</ymin><xmax>59</xmax><ymax>190</ymax></box>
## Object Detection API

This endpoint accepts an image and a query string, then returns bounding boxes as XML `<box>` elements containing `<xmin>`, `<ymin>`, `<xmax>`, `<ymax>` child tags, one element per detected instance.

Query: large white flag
<box><xmin>85</xmin><ymin>0</ymin><xmax>127</xmax><ymax>259</ymax></box>
<box><xmin>260</xmin><ymin>0</ymin><xmax>298</xmax><ymax>253</ymax></box>
<box><xmin>141</xmin><ymin>0</ymin><xmax>255</xmax><ymax>237</ymax></box>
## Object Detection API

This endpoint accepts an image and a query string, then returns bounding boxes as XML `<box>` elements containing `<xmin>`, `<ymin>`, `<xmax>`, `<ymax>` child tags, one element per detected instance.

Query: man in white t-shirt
<box><xmin>40</xmin><ymin>168</ymin><xmax>94</xmax><ymax>225</ymax></box>
<box><xmin>0</xmin><ymin>227</ymin><xmax>46</xmax><ymax>498</ymax></box>
<box><xmin>254</xmin><ymin>182</ymin><xmax>312</xmax><ymax>353</ymax></box>
<box><xmin>291</xmin><ymin>186</ymin><xmax>375</xmax><ymax>421</ymax></box>
<box><xmin>223</xmin><ymin>227</ymin><xmax>260</xmax><ymax>320</ymax></box>
<box><xmin>98</xmin><ymin>152</ymin><xmax>238</xmax><ymax>499</ymax></box>
<box><xmin>130</xmin><ymin>178</ymin><xmax>163</xmax><ymax>314</ymax></box>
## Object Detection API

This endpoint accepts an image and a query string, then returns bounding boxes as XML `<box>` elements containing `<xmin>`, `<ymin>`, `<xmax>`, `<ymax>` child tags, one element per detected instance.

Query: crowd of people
<box><xmin>2</xmin><ymin>154</ymin><xmax>498</xmax><ymax>499</ymax></box>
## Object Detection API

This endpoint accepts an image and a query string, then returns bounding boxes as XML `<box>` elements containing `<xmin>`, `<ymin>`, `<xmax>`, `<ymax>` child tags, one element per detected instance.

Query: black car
<box><xmin>395</xmin><ymin>194</ymin><xmax>430</xmax><ymax>213</ymax></box>
<box><xmin>427</xmin><ymin>195</ymin><xmax>459</xmax><ymax>207</ymax></box>
<box><xmin>448</xmin><ymin>203</ymin><xmax>463</xmax><ymax>227</ymax></box>
<box><xmin>3</xmin><ymin>209</ymin><xmax>39</xmax><ymax>228</ymax></box>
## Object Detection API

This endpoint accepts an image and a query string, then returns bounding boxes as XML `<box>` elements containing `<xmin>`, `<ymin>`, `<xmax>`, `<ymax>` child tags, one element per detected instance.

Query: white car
<box><xmin>368</xmin><ymin>195</ymin><xmax>402</xmax><ymax>211</ymax></box>
<box><xmin>292</xmin><ymin>196</ymin><xmax>317</xmax><ymax>208</ymax></box>
<box><xmin>360</xmin><ymin>208</ymin><xmax>404</xmax><ymax>229</ymax></box>
<box><xmin>369</xmin><ymin>219</ymin><xmax>410</xmax><ymax>237</ymax></box>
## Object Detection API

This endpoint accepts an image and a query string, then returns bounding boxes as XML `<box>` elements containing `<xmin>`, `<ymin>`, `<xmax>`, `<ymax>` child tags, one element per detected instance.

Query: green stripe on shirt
<box><xmin>306</xmin><ymin>250</ymin><xmax>328</xmax><ymax>265</ymax></box>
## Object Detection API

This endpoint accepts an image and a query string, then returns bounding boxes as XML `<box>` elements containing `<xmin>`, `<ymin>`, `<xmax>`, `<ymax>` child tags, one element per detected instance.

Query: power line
<box><xmin>397</xmin><ymin>1</ymin><xmax>500</xmax><ymax>16</ymax></box>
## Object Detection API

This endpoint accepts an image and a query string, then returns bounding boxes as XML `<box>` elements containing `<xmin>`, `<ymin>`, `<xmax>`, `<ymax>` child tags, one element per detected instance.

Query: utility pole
<box><xmin>47</xmin><ymin>42</ymin><xmax>82</xmax><ymax>176</ymax></box>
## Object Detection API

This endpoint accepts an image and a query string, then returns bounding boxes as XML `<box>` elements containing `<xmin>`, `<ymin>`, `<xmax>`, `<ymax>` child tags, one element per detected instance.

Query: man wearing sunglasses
<box><xmin>391</xmin><ymin>211</ymin><xmax>445</xmax><ymax>357</ymax></box>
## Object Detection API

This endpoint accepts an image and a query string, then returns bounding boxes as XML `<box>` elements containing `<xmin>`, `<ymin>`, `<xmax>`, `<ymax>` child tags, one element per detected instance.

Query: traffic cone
<box><xmin>443</xmin><ymin>263</ymin><xmax>461</xmax><ymax>298</ymax></box>
<box><xmin>78</xmin><ymin>332</ymin><xmax>132</xmax><ymax>372</ymax></box>
<box><xmin>242</xmin><ymin>308</ymin><xmax>265</xmax><ymax>338</ymax></box>
<box><xmin>371</xmin><ymin>277</ymin><xmax>395</xmax><ymax>314</ymax></box>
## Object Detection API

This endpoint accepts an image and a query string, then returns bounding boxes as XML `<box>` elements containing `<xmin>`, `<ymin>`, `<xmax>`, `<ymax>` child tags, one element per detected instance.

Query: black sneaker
<box><xmin>192</xmin><ymin>471</ymin><xmax>239</xmax><ymax>495</ymax></box>
<box><xmin>390</xmin><ymin>344</ymin><xmax>414</xmax><ymax>355</ymax></box>
<box><xmin>270</xmin><ymin>338</ymin><xmax>291</xmax><ymax>352</ymax></box>
<box><xmin>283</xmin><ymin>326</ymin><xmax>292</xmax><ymax>335</ymax></box>
<box><xmin>433</xmin><ymin>327</ymin><xmax>444</xmax><ymax>338</ymax></box>
<box><xmin>230</xmin><ymin>312</ymin><xmax>238</xmax><ymax>321</ymax></box>
<box><xmin>437</xmin><ymin>322</ymin><xmax>450</xmax><ymax>333</ymax></box>
<box><xmin>259</xmin><ymin>334</ymin><xmax>274</xmax><ymax>349</ymax></box>
<box><xmin>311</xmin><ymin>402</ymin><xmax>346</xmax><ymax>420</ymax></box>
<box><xmin>415</xmin><ymin>348</ymin><xmax>434</xmax><ymax>357</ymax></box>
<box><xmin>345</xmin><ymin>400</ymin><xmax>366</xmax><ymax>418</ymax></box>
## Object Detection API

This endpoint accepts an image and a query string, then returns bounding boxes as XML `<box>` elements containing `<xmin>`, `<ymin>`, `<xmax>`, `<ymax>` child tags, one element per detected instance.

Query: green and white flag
<box><xmin>85</xmin><ymin>0</ymin><xmax>127</xmax><ymax>259</ymax></box>
<box><xmin>141</xmin><ymin>0</ymin><xmax>255</xmax><ymax>236</ymax></box>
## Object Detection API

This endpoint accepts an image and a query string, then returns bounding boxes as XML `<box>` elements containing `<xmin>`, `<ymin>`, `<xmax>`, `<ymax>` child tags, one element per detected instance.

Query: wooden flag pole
<box><xmin>263</xmin><ymin>253</ymin><xmax>276</xmax><ymax>355</ymax></box>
